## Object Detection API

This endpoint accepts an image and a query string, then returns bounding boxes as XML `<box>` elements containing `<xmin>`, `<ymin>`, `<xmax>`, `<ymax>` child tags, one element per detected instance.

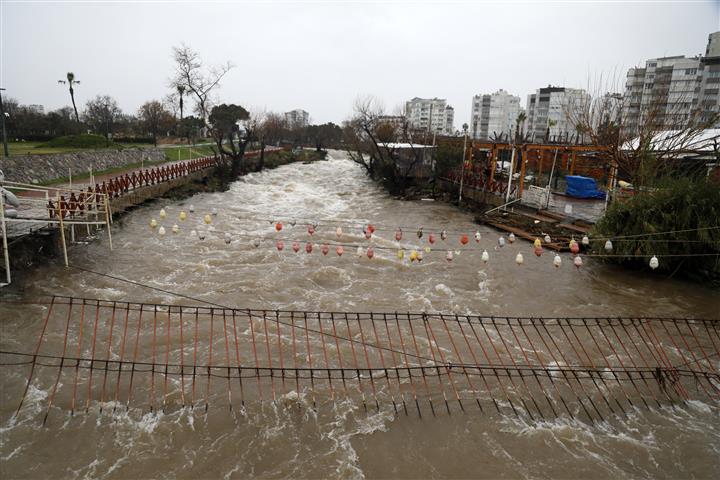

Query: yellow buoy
<box><xmin>160</xmin><ymin>208</ymin><xmax>167</xmax><ymax>219</ymax></box>
<box><xmin>150</xmin><ymin>218</ymin><xmax>157</xmax><ymax>229</ymax></box>
<box><xmin>179</xmin><ymin>211</ymin><xmax>187</xmax><ymax>221</ymax></box>
<box><xmin>204</xmin><ymin>214</ymin><xmax>212</xmax><ymax>225</ymax></box>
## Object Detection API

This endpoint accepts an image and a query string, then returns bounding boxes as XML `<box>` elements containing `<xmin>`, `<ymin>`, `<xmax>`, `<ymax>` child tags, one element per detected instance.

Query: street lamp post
<box><xmin>458</xmin><ymin>123</ymin><xmax>469</xmax><ymax>204</ymax></box>
<box><xmin>0</xmin><ymin>88</ymin><xmax>9</xmax><ymax>157</ymax></box>
<box><xmin>103</xmin><ymin>102</ymin><xmax>110</xmax><ymax>147</ymax></box>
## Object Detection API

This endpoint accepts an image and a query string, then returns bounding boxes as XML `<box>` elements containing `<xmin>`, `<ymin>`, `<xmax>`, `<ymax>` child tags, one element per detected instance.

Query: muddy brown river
<box><xmin>1</xmin><ymin>151</ymin><xmax>719</xmax><ymax>479</ymax></box>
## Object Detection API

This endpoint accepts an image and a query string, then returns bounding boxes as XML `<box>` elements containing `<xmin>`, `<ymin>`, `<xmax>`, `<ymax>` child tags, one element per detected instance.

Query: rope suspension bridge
<box><xmin>4</xmin><ymin>295</ymin><xmax>718</xmax><ymax>425</ymax></box>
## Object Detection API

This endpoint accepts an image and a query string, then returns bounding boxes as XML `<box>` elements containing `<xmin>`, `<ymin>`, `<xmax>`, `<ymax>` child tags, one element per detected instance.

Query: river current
<box><xmin>1</xmin><ymin>151</ymin><xmax>719</xmax><ymax>479</ymax></box>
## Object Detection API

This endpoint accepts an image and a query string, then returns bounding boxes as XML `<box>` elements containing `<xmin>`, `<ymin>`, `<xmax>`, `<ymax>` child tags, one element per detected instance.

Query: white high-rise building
<box><xmin>526</xmin><ymin>86</ymin><xmax>591</xmax><ymax>142</ymax></box>
<box><xmin>405</xmin><ymin>97</ymin><xmax>455</xmax><ymax>135</ymax></box>
<box><xmin>284</xmin><ymin>109</ymin><xmax>309</xmax><ymax>128</ymax></box>
<box><xmin>470</xmin><ymin>89</ymin><xmax>523</xmax><ymax>140</ymax></box>
<box><xmin>622</xmin><ymin>31</ymin><xmax>720</xmax><ymax>134</ymax></box>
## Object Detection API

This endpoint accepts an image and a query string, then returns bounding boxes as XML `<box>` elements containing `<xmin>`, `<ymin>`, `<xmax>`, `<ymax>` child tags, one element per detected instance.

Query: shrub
<box><xmin>38</xmin><ymin>134</ymin><xmax>108</xmax><ymax>149</ymax></box>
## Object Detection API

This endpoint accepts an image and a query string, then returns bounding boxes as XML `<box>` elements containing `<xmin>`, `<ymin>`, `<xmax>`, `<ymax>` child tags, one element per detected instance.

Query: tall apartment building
<box><xmin>284</xmin><ymin>109</ymin><xmax>309</xmax><ymax>128</ymax></box>
<box><xmin>526</xmin><ymin>86</ymin><xmax>591</xmax><ymax>142</ymax></box>
<box><xmin>470</xmin><ymin>89</ymin><xmax>523</xmax><ymax>140</ymax></box>
<box><xmin>405</xmin><ymin>97</ymin><xmax>455</xmax><ymax>135</ymax></box>
<box><xmin>622</xmin><ymin>31</ymin><xmax>720</xmax><ymax>134</ymax></box>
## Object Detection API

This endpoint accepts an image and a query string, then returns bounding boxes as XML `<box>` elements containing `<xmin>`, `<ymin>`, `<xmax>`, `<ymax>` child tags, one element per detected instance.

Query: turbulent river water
<box><xmin>1</xmin><ymin>151</ymin><xmax>719</xmax><ymax>479</ymax></box>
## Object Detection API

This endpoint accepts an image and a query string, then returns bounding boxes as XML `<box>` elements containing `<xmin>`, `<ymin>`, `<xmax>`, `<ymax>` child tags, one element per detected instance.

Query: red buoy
<box><xmin>306</xmin><ymin>242</ymin><xmax>313</xmax><ymax>254</ymax></box>
<box><xmin>428</xmin><ymin>233</ymin><xmax>436</xmax><ymax>244</ymax></box>
<box><xmin>460</xmin><ymin>235</ymin><xmax>469</xmax><ymax>245</ymax></box>
<box><xmin>275</xmin><ymin>222</ymin><xmax>283</xmax><ymax>232</ymax></box>
<box><xmin>367</xmin><ymin>246</ymin><xmax>375</xmax><ymax>259</ymax></box>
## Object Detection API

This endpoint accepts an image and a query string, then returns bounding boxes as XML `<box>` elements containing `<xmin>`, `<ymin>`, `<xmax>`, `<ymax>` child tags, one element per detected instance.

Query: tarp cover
<box><xmin>565</xmin><ymin>175</ymin><xmax>606</xmax><ymax>199</ymax></box>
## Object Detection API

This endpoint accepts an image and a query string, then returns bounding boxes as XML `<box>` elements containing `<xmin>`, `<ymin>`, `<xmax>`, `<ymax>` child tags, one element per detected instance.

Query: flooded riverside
<box><xmin>1</xmin><ymin>151</ymin><xmax>719</xmax><ymax>479</ymax></box>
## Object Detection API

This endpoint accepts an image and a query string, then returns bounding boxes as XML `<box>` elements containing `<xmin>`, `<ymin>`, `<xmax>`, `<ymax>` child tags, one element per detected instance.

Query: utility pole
<box><xmin>0</xmin><ymin>88</ymin><xmax>9</xmax><ymax>157</ymax></box>
<box><xmin>458</xmin><ymin>123</ymin><xmax>469</xmax><ymax>204</ymax></box>
<box><xmin>103</xmin><ymin>102</ymin><xmax>110</xmax><ymax>147</ymax></box>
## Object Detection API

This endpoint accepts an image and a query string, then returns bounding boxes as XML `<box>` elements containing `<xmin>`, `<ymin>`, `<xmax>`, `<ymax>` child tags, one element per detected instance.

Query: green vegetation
<box><xmin>8</xmin><ymin>135</ymin><xmax>155</xmax><ymax>155</ymax></box>
<box><xmin>593</xmin><ymin>177</ymin><xmax>720</xmax><ymax>284</ymax></box>
<box><xmin>40</xmin><ymin>134</ymin><xmax>108</xmax><ymax>149</ymax></box>
<box><xmin>163</xmin><ymin>144</ymin><xmax>216</xmax><ymax>161</ymax></box>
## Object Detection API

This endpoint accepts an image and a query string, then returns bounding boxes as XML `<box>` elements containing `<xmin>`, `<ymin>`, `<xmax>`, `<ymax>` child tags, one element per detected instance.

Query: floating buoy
<box><xmin>498</xmin><ymin>237</ymin><xmax>506</xmax><ymax>248</ymax></box>
<box><xmin>189</xmin><ymin>205</ymin><xmax>195</xmax><ymax>213</ymax></box>
<box><xmin>582</xmin><ymin>235</ymin><xmax>589</xmax><ymax>246</ymax></box>
<box><xmin>211</xmin><ymin>208</ymin><xmax>218</xmax><ymax>216</ymax></box>
<box><xmin>307</xmin><ymin>224</ymin><xmax>315</xmax><ymax>236</ymax></box>
<box><xmin>356</xmin><ymin>246</ymin><xmax>363</xmax><ymax>257</ymax></box>
<box><xmin>179</xmin><ymin>211</ymin><xmax>187</xmax><ymax>221</ymax></box>
<box><xmin>224</xmin><ymin>232</ymin><xmax>231</xmax><ymax>244</ymax></box>
<box><xmin>197</xmin><ymin>230</ymin><xmax>206</xmax><ymax>240</ymax></box>
<box><xmin>367</xmin><ymin>224</ymin><xmax>375</xmax><ymax>234</ymax></box>
<box><xmin>544</xmin><ymin>234</ymin><xmax>551</xmax><ymax>244</ymax></box>
<box><xmin>190</xmin><ymin>229</ymin><xmax>197</xmax><ymax>238</ymax></box>
<box><xmin>475</xmin><ymin>231</ymin><xmax>481</xmax><ymax>243</ymax></box>
<box><xmin>481</xmin><ymin>250</ymin><xmax>489</xmax><ymax>263</ymax></box>
<box><xmin>397</xmin><ymin>249</ymin><xmax>405</xmax><ymax>260</ymax></box>
<box><xmin>172</xmin><ymin>224</ymin><xmax>179</xmax><ymax>234</ymax></box>
<box><xmin>515</xmin><ymin>253</ymin><xmax>524</xmax><ymax>265</ymax></box>
<box><xmin>321</xmin><ymin>243</ymin><xmax>329</xmax><ymax>255</ymax></box>
<box><xmin>150</xmin><ymin>218</ymin><xmax>158</xmax><ymax>229</ymax></box>
<box><xmin>365</xmin><ymin>230</ymin><xmax>372</xmax><ymax>240</ymax></box>
<box><xmin>204</xmin><ymin>214</ymin><xmax>212</xmax><ymax>225</ymax></box>
<box><xmin>336</xmin><ymin>227</ymin><xmax>343</xmax><ymax>238</ymax></box>
<box><xmin>440</xmin><ymin>230</ymin><xmax>447</xmax><ymax>241</ymax></box>
<box><xmin>570</xmin><ymin>239</ymin><xmax>580</xmax><ymax>255</ymax></box>
<box><xmin>460</xmin><ymin>234</ymin><xmax>469</xmax><ymax>245</ymax></box>
<box><xmin>336</xmin><ymin>246</ymin><xmax>344</xmax><ymax>256</ymax></box>
<box><xmin>252</xmin><ymin>239</ymin><xmax>261</xmax><ymax>248</ymax></box>
<box><xmin>409</xmin><ymin>250</ymin><xmax>418</xmax><ymax>262</ymax></box>
<box><xmin>417</xmin><ymin>227</ymin><xmax>423</xmax><ymax>239</ymax></box>
<box><xmin>649</xmin><ymin>256</ymin><xmax>659</xmax><ymax>270</ymax></box>
<box><xmin>574</xmin><ymin>255</ymin><xmax>583</xmax><ymax>269</ymax></box>
<box><xmin>275</xmin><ymin>222</ymin><xmax>283</xmax><ymax>232</ymax></box>
<box><xmin>395</xmin><ymin>228</ymin><xmax>402</xmax><ymax>241</ymax></box>
<box><xmin>604</xmin><ymin>240</ymin><xmax>613</xmax><ymax>252</ymax></box>
<box><xmin>534</xmin><ymin>246</ymin><xmax>543</xmax><ymax>257</ymax></box>
<box><xmin>159</xmin><ymin>208</ymin><xmax>167</xmax><ymax>219</ymax></box>
<box><xmin>276</xmin><ymin>240</ymin><xmax>284</xmax><ymax>251</ymax></box>
<box><xmin>292</xmin><ymin>242</ymin><xmax>300</xmax><ymax>253</ymax></box>
<box><xmin>533</xmin><ymin>238</ymin><xmax>542</xmax><ymax>248</ymax></box>
<box><xmin>424</xmin><ymin>246</ymin><xmax>431</xmax><ymax>253</ymax></box>
<box><xmin>553</xmin><ymin>254</ymin><xmax>562</xmax><ymax>268</ymax></box>
<box><xmin>446</xmin><ymin>251</ymin><xmax>453</xmax><ymax>262</ymax></box>
<box><xmin>429</xmin><ymin>233</ymin><xmax>436</xmax><ymax>244</ymax></box>
<box><xmin>508</xmin><ymin>233</ymin><xmax>516</xmax><ymax>244</ymax></box>
<box><xmin>305</xmin><ymin>242</ymin><xmax>313</xmax><ymax>254</ymax></box>
<box><xmin>158</xmin><ymin>226</ymin><xmax>166</xmax><ymax>236</ymax></box>
<box><xmin>367</xmin><ymin>247</ymin><xmax>375</xmax><ymax>259</ymax></box>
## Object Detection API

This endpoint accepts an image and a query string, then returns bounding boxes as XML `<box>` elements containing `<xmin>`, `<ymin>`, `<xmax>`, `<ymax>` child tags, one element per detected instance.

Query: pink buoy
<box><xmin>534</xmin><ymin>246</ymin><xmax>543</xmax><ymax>257</ymax></box>
<box><xmin>367</xmin><ymin>246</ymin><xmax>375</xmax><ymax>259</ymax></box>
<box><xmin>446</xmin><ymin>251</ymin><xmax>453</xmax><ymax>262</ymax></box>
<box><xmin>276</xmin><ymin>240</ymin><xmax>285</xmax><ymax>251</ymax></box>
<box><xmin>305</xmin><ymin>242</ymin><xmax>313</xmax><ymax>254</ymax></box>
<box><xmin>321</xmin><ymin>243</ymin><xmax>329</xmax><ymax>255</ymax></box>
<box><xmin>570</xmin><ymin>239</ymin><xmax>580</xmax><ymax>255</ymax></box>
<box><xmin>307</xmin><ymin>224</ymin><xmax>315</xmax><ymax>235</ymax></box>
<box><xmin>292</xmin><ymin>242</ymin><xmax>300</xmax><ymax>253</ymax></box>
<box><xmin>365</xmin><ymin>230</ymin><xmax>372</xmax><ymax>240</ymax></box>
<box><xmin>395</xmin><ymin>229</ymin><xmax>403</xmax><ymax>241</ymax></box>
<box><xmin>428</xmin><ymin>233</ymin><xmax>436</xmax><ymax>244</ymax></box>
<box><xmin>336</xmin><ymin>246</ymin><xmax>344</xmax><ymax>256</ymax></box>
<box><xmin>367</xmin><ymin>224</ymin><xmax>375</xmax><ymax>234</ymax></box>
<box><xmin>574</xmin><ymin>255</ymin><xmax>583</xmax><ymax>269</ymax></box>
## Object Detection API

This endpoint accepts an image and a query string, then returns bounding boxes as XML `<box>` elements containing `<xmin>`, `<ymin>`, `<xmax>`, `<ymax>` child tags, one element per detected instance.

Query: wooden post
<box><xmin>57</xmin><ymin>192</ymin><xmax>69</xmax><ymax>267</ymax></box>
<box><xmin>104</xmin><ymin>194</ymin><xmax>113</xmax><ymax>251</ymax></box>
<box><xmin>570</xmin><ymin>150</ymin><xmax>577</xmax><ymax>176</ymax></box>
<box><xmin>537</xmin><ymin>149</ymin><xmax>544</xmax><ymax>186</ymax></box>
<box><xmin>488</xmin><ymin>145</ymin><xmax>496</xmax><ymax>187</ymax></box>
<box><xmin>0</xmin><ymin>195</ymin><xmax>11</xmax><ymax>285</ymax></box>
<box><xmin>518</xmin><ymin>145</ymin><xmax>527</xmax><ymax>197</ymax></box>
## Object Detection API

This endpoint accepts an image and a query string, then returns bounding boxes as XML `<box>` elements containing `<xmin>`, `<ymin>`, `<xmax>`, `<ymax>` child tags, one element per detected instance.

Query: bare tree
<box><xmin>171</xmin><ymin>44</ymin><xmax>233</xmax><ymax>127</ymax></box>
<box><xmin>138</xmin><ymin>100</ymin><xmax>174</xmax><ymax>146</ymax></box>
<box><xmin>83</xmin><ymin>95</ymin><xmax>122</xmax><ymax>142</ymax></box>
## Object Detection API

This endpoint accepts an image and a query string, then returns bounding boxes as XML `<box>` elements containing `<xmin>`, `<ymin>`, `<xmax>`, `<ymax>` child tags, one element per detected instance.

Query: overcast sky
<box><xmin>2</xmin><ymin>1</ymin><xmax>719</xmax><ymax>126</ymax></box>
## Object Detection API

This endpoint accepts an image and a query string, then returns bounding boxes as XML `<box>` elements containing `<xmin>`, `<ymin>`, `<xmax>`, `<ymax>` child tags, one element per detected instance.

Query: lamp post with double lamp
<box><xmin>103</xmin><ymin>102</ymin><xmax>111</xmax><ymax>147</ymax></box>
<box><xmin>0</xmin><ymin>88</ymin><xmax>9</xmax><ymax>157</ymax></box>
<box><xmin>458</xmin><ymin>123</ymin><xmax>469</xmax><ymax>204</ymax></box>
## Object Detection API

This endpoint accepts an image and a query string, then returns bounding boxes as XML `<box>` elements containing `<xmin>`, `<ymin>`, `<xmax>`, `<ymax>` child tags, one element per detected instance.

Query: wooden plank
<box><xmin>557</xmin><ymin>222</ymin><xmax>590</xmax><ymax>234</ymax></box>
<box><xmin>483</xmin><ymin>220</ymin><xmax>565</xmax><ymax>251</ymax></box>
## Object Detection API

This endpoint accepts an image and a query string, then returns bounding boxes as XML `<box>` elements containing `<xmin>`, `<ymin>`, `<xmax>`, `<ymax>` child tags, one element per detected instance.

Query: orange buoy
<box><xmin>275</xmin><ymin>222</ymin><xmax>282</xmax><ymax>232</ymax></box>
<box><xmin>367</xmin><ymin>224</ymin><xmax>375</xmax><ymax>234</ymax></box>
<box><xmin>460</xmin><ymin>235</ymin><xmax>469</xmax><ymax>245</ymax></box>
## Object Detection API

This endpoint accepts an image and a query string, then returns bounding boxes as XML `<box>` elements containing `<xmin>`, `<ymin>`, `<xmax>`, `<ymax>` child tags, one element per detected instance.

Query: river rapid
<box><xmin>1</xmin><ymin>151</ymin><xmax>719</xmax><ymax>479</ymax></box>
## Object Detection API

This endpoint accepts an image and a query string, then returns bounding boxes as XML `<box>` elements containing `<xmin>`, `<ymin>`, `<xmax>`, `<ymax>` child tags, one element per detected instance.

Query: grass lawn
<box><xmin>7</xmin><ymin>141</ymin><xmax>155</xmax><ymax>155</ymax></box>
<box><xmin>163</xmin><ymin>144</ymin><xmax>216</xmax><ymax>161</ymax></box>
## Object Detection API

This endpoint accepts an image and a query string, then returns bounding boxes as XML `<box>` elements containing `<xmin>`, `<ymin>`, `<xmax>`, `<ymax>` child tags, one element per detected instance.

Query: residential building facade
<box><xmin>526</xmin><ymin>86</ymin><xmax>590</xmax><ymax>142</ymax></box>
<box><xmin>470</xmin><ymin>89</ymin><xmax>523</xmax><ymax>140</ymax></box>
<box><xmin>622</xmin><ymin>31</ymin><xmax>720</xmax><ymax>134</ymax></box>
<box><xmin>405</xmin><ymin>97</ymin><xmax>455</xmax><ymax>135</ymax></box>
<box><xmin>284</xmin><ymin>109</ymin><xmax>309</xmax><ymax>129</ymax></box>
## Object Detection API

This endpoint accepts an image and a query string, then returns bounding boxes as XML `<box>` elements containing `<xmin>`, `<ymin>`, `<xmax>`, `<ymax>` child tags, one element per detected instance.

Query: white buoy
<box><xmin>150</xmin><ymin>218</ymin><xmax>158</xmax><ymax>229</ymax></box>
<box><xmin>171</xmin><ymin>224</ymin><xmax>179</xmax><ymax>234</ymax></box>
<box><xmin>553</xmin><ymin>254</ymin><xmax>562</xmax><ymax>268</ymax></box>
<box><xmin>189</xmin><ymin>204</ymin><xmax>195</xmax><ymax>213</ymax></box>
<box><xmin>604</xmin><ymin>240</ymin><xmax>613</xmax><ymax>252</ymax></box>
<box><xmin>190</xmin><ymin>229</ymin><xmax>197</xmax><ymax>238</ymax></box>
<box><xmin>212</xmin><ymin>208</ymin><xmax>218</xmax><ymax>216</ymax></box>
<box><xmin>474</xmin><ymin>231</ymin><xmax>482</xmax><ymax>243</ymax></box>
<box><xmin>335</xmin><ymin>227</ymin><xmax>343</xmax><ymax>238</ymax></box>
<box><xmin>544</xmin><ymin>234</ymin><xmax>551</xmax><ymax>244</ymax></box>
<box><xmin>159</xmin><ymin>208</ymin><xmax>167</xmax><ymax>219</ymax></box>
<box><xmin>582</xmin><ymin>235</ymin><xmax>589</xmax><ymax>245</ymax></box>
<box><xmin>356</xmin><ymin>246</ymin><xmax>363</xmax><ymax>257</ymax></box>
<box><xmin>158</xmin><ymin>226</ymin><xmax>166</xmax><ymax>236</ymax></box>
<box><xmin>508</xmin><ymin>233</ymin><xmax>516</xmax><ymax>243</ymax></box>
<box><xmin>224</xmin><ymin>232</ymin><xmax>231</xmax><ymax>244</ymax></box>
<box><xmin>252</xmin><ymin>239</ymin><xmax>261</xmax><ymax>248</ymax></box>
<box><xmin>498</xmin><ymin>237</ymin><xmax>506</xmax><ymax>248</ymax></box>
<box><xmin>481</xmin><ymin>250</ymin><xmax>489</xmax><ymax>263</ymax></box>
<box><xmin>515</xmin><ymin>252</ymin><xmax>524</xmax><ymax>265</ymax></box>
<box><xmin>574</xmin><ymin>256</ymin><xmax>583</xmax><ymax>269</ymax></box>
<box><xmin>649</xmin><ymin>256</ymin><xmax>659</xmax><ymax>270</ymax></box>
<box><xmin>446</xmin><ymin>251</ymin><xmax>453</xmax><ymax>262</ymax></box>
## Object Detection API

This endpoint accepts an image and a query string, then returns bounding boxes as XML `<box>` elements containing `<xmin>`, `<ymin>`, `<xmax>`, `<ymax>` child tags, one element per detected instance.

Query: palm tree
<box><xmin>515</xmin><ymin>112</ymin><xmax>527</xmax><ymax>142</ymax></box>
<box><xmin>58</xmin><ymin>72</ymin><xmax>80</xmax><ymax>123</ymax></box>
<box><xmin>545</xmin><ymin>119</ymin><xmax>557</xmax><ymax>143</ymax></box>
<box><xmin>176</xmin><ymin>84</ymin><xmax>185</xmax><ymax>121</ymax></box>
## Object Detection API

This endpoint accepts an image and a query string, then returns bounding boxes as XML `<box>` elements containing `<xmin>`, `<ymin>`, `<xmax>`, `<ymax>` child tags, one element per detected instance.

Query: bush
<box><xmin>593</xmin><ymin>177</ymin><xmax>720</xmax><ymax>283</ymax></box>
<box><xmin>38</xmin><ymin>134</ymin><xmax>108</xmax><ymax>149</ymax></box>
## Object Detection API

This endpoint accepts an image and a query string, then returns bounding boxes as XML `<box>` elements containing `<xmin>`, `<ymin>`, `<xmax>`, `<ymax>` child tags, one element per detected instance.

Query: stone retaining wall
<box><xmin>1</xmin><ymin>148</ymin><xmax>166</xmax><ymax>184</ymax></box>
